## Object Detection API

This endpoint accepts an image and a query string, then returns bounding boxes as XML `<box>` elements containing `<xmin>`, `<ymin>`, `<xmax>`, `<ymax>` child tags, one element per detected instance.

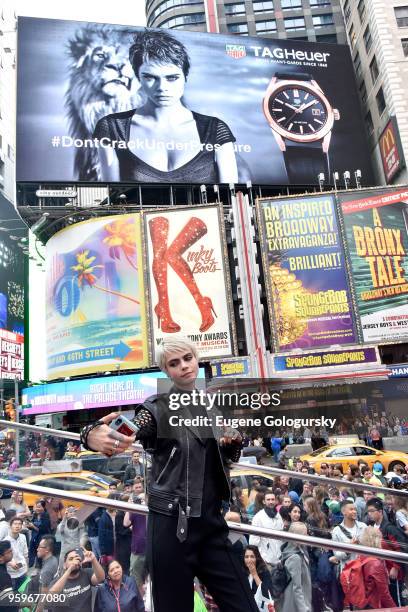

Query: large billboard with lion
<box><xmin>16</xmin><ymin>16</ymin><xmax>373</xmax><ymax>186</ymax></box>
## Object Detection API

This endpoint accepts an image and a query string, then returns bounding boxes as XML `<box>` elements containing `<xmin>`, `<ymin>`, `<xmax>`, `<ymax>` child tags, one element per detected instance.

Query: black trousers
<box><xmin>147</xmin><ymin>511</ymin><xmax>259</xmax><ymax>612</ymax></box>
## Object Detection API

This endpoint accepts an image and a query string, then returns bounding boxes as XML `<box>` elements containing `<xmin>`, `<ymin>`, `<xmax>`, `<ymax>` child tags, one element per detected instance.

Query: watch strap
<box><xmin>283</xmin><ymin>143</ymin><xmax>330</xmax><ymax>184</ymax></box>
<box><xmin>275</xmin><ymin>72</ymin><xmax>314</xmax><ymax>82</ymax></box>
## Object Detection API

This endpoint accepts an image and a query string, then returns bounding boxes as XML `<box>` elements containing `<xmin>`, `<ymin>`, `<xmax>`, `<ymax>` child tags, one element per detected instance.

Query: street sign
<box><xmin>36</xmin><ymin>189</ymin><xmax>77</xmax><ymax>198</ymax></box>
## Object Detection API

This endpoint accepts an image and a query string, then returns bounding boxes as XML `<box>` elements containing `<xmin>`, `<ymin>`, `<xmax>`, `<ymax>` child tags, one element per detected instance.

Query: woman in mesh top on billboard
<box><xmin>93</xmin><ymin>29</ymin><xmax>238</xmax><ymax>184</ymax></box>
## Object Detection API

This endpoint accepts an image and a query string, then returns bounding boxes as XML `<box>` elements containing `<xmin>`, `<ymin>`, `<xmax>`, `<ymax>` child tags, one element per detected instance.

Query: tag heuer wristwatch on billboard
<box><xmin>263</xmin><ymin>72</ymin><xmax>340</xmax><ymax>184</ymax></box>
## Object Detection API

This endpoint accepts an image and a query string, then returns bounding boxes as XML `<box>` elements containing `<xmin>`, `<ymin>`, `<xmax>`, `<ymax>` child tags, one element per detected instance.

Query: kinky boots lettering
<box><xmin>149</xmin><ymin>216</ymin><xmax>218</xmax><ymax>333</ymax></box>
<box><xmin>186</xmin><ymin>245</ymin><xmax>221</xmax><ymax>274</ymax></box>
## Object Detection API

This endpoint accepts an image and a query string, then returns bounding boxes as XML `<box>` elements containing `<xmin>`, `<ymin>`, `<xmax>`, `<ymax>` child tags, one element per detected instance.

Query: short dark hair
<box><xmin>0</xmin><ymin>541</ymin><xmax>11</xmax><ymax>556</ymax></box>
<box><xmin>340</xmin><ymin>499</ymin><xmax>355</xmax><ymax>511</ymax></box>
<box><xmin>4</xmin><ymin>509</ymin><xmax>17</xmax><ymax>523</ymax></box>
<box><xmin>129</xmin><ymin>29</ymin><xmax>191</xmax><ymax>79</ymax></box>
<box><xmin>9</xmin><ymin>517</ymin><xmax>23</xmax><ymax>526</ymax></box>
<box><xmin>366</xmin><ymin>497</ymin><xmax>384</xmax><ymax>512</ymax></box>
<box><xmin>40</xmin><ymin>535</ymin><xmax>56</xmax><ymax>555</ymax></box>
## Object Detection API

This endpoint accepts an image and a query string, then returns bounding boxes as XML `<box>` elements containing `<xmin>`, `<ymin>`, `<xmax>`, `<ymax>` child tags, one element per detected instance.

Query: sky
<box><xmin>7</xmin><ymin>0</ymin><xmax>147</xmax><ymax>26</ymax></box>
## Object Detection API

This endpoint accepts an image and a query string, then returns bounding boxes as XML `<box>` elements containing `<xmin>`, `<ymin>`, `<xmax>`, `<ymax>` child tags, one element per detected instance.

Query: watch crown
<box><xmin>334</xmin><ymin>109</ymin><xmax>340</xmax><ymax>121</ymax></box>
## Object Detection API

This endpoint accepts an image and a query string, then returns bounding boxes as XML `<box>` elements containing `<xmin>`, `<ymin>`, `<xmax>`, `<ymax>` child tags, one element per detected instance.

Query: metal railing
<box><xmin>0</xmin><ymin>476</ymin><xmax>407</xmax><ymax>565</ymax></box>
<box><xmin>2</xmin><ymin>419</ymin><xmax>407</xmax><ymax>497</ymax></box>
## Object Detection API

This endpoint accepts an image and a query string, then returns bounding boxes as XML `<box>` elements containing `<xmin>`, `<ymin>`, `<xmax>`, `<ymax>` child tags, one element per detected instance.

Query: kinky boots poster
<box><xmin>144</xmin><ymin>205</ymin><xmax>236</xmax><ymax>360</ymax></box>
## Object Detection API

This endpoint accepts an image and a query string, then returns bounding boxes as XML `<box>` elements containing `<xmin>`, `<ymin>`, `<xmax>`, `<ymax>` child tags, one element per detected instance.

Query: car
<box><xmin>63</xmin><ymin>450</ymin><xmax>133</xmax><ymax>480</ymax></box>
<box><xmin>20</xmin><ymin>470</ymin><xmax>118</xmax><ymax>509</ymax></box>
<box><xmin>230</xmin><ymin>465</ymin><xmax>276</xmax><ymax>506</ymax></box>
<box><xmin>0</xmin><ymin>473</ymin><xmax>21</xmax><ymax>500</ymax></box>
<box><xmin>301</xmin><ymin>443</ymin><xmax>408</xmax><ymax>473</ymax></box>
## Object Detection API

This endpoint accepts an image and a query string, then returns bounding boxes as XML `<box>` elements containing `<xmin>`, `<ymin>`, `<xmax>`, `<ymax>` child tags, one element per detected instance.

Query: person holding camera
<box><xmin>331</xmin><ymin>499</ymin><xmax>367</xmax><ymax>572</ymax></box>
<box><xmin>56</xmin><ymin>507</ymin><xmax>84</xmax><ymax>570</ymax></box>
<box><xmin>28</xmin><ymin>500</ymin><xmax>51</xmax><ymax>567</ymax></box>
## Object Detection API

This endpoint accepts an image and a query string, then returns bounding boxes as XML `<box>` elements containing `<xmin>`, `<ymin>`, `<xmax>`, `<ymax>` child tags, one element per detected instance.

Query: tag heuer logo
<box><xmin>226</xmin><ymin>44</ymin><xmax>246</xmax><ymax>59</ymax></box>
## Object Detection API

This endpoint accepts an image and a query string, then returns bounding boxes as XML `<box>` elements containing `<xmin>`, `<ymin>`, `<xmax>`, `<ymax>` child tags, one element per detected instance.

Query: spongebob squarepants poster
<box><xmin>46</xmin><ymin>214</ymin><xmax>148</xmax><ymax>379</ymax></box>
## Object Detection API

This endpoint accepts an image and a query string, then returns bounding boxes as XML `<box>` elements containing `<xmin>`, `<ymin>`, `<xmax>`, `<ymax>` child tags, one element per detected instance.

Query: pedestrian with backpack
<box><xmin>275</xmin><ymin>522</ymin><xmax>312</xmax><ymax>612</ymax></box>
<box><xmin>340</xmin><ymin>526</ymin><xmax>396</xmax><ymax>609</ymax></box>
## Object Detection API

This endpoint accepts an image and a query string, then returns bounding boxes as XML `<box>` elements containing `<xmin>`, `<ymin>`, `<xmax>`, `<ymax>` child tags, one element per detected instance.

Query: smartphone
<box><xmin>110</xmin><ymin>415</ymin><xmax>138</xmax><ymax>437</ymax></box>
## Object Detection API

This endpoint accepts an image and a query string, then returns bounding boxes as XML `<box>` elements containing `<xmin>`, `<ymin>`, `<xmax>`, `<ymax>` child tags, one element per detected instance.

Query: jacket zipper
<box><xmin>156</xmin><ymin>446</ymin><xmax>177</xmax><ymax>484</ymax></box>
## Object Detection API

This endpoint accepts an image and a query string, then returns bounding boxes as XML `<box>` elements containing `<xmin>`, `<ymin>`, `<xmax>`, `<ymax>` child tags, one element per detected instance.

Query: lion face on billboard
<box><xmin>66</xmin><ymin>24</ymin><xmax>139</xmax><ymax>180</ymax></box>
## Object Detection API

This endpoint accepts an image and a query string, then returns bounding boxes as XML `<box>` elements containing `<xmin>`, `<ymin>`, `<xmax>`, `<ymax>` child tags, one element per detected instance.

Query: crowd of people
<box><xmin>1</xmin><ymin>449</ymin><xmax>408</xmax><ymax>611</ymax></box>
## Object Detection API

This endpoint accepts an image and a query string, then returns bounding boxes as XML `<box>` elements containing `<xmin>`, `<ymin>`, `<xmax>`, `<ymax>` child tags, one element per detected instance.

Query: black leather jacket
<box><xmin>136</xmin><ymin>393</ymin><xmax>240</xmax><ymax>522</ymax></box>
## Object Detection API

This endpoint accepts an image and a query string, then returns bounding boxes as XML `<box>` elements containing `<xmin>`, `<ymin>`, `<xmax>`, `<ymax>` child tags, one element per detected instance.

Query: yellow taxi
<box><xmin>301</xmin><ymin>443</ymin><xmax>408</xmax><ymax>473</ymax></box>
<box><xmin>20</xmin><ymin>470</ymin><xmax>117</xmax><ymax>509</ymax></box>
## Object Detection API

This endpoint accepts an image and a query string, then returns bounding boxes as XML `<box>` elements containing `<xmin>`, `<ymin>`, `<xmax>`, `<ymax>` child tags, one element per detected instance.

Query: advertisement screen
<box><xmin>46</xmin><ymin>214</ymin><xmax>149</xmax><ymax>379</ymax></box>
<box><xmin>258</xmin><ymin>194</ymin><xmax>356</xmax><ymax>350</ymax></box>
<box><xmin>144</xmin><ymin>205</ymin><xmax>236</xmax><ymax>360</ymax></box>
<box><xmin>22</xmin><ymin>370</ymin><xmax>204</xmax><ymax>416</ymax></box>
<box><xmin>339</xmin><ymin>188</ymin><xmax>408</xmax><ymax>344</ymax></box>
<box><xmin>16</xmin><ymin>17</ymin><xmax>372</xmax><ymax>186</ymax></box>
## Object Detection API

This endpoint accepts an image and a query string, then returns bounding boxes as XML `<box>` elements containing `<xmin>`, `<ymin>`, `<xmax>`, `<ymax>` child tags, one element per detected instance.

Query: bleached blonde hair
<box><xmin>156</xmin><ymin>337</ymin><xmax>199</xmax><ymax>372</ymax></box>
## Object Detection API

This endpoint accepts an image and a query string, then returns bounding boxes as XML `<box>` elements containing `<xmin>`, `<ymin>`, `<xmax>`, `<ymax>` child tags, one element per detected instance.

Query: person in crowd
<box><xmin>81</xmin><ymin>336</ymin><xmax>259</xmax><ymax>612</ymax></box>
<box><xmin>123</xmin><ymin>451</ymin><xmax>144</xmax><ymax>483</ymax></box>
<box><xmin>393</xmin><ymin>495</ymin><xmax>408</xmax><ymax>534</ymax></box>
<box><xmin>115</xmin><ymin>495</ymin><xmax>132</xmax><ymax>575</ymax></box>
<box><xmin>289</xmin><ymin>503</ymin><xmax>305</xmax><ymax>524</ymax></box>
<box><xmin>369</xmin><ymin>425</ymin><xmax>382</xmax><ymax>450</ymax></box>
<box><xmin>271</xmin><ymin>432</ymin><xmax>282</xmax><ymax>463</ymax></box>
<box><xmin>243</xmin><ymin>546</ymin><xmax>274</xmax><ymax>611</ymax></box>
<box><xmin>304</xmin><ymin>497</ymin><xmax>329</xmax><ymax>539</ymax></box>
<box><xmin>94</xmin><ymin>559</ymin><xmax>145</xmax><ymax>612</ymax></box>
<box><xmin>249</xmin><ymin>490</ymin><xmax>283</xmax><ymax>569</ymax></box>
<box><xmin>37</xmin><ymin>536</ymin><xmax>59</xmax><ymax>598</ymax></box>
<box><xmin>0</xmin><ymin>541</ymin><xmax>18</xmax><ymax>612</ymax></box>
<box><xmin>5</xmin><ymin>517</ymin><xmax>28</xmax><ymax>590</ymax></box>
<box><xmin>352</xmin><ymin>527</ymin><xmax>396</xmax><ymax>609</ymax></box>
<box><xmin>45</xmin><ymin>497</ymin><xmax>64</xmax><ymax>533</ymax></box>
<box><xmin>318</xmin><ymin>463</ymin><xmax>330</xmax><ymax>478</ymax></box>
<box><xmin>365</xmin><ymin>497</ymin><xmax>407</xmax><ymax>606</ymax></box>
<box><xmin>352</xmin><ymin>487</ymin><xmax>366</xmax><ymax>522</ymax></box>
<box><xmin>28</xmin><ymin>499</ymin><xmax>51</xmax><ymax>567</ymax></box>
<box><xmin>277</xmin><ymin>445</ymin><xmax>288</xmax><ymax>470</ymax></box>
<box><xmin>231</xmin><ymin>487</ymin><xmax>247</xmax><ymax>523</ymax></box>
<box><xmin>9</xmin><ymin>492</ymin><xmax>31</xmax><ymax>521</ymax></box>
<box><xmin>331</xmin><ymin>499</ymin><xmax>367</xmax><ymax>572</ymax></box>
<box><xmin>56</xmin><ymin>507</ymin><xmax>84</xmax><ymax>569</ymax></box>
<box><xmin>85</xmin><ymin>507</ymin><xmax>103</xmax><ymax>560</ymax></box>
<box><xmin>124</xmin><ymin>498</ymin><xmax>148</xmax><ymax>589</ymax></box>
<box><xmin>224</xmin><ymin>510</ymin><xmax>248</xmax><ymax>563</ymax></box>
<box><xmin>98</xmin><ymin>499</ymin><xmax>117</xmax><ymax>569</ymax></box>
<box><xmin>48</xmin><ymin>548</ymin><xmax>105</xmax><ymax>612</ymax></box>
<box><xmin>0</xmin><ymin>510</ymin><xmax>16</xmax><ymax>540</ymax></box>
<box><xmin>132</xmin><ymin>478</ymin><xmax>146</xmax><ymax>501</ymax></box>
<box><xmin>372</xmin><ymin>461</ymin><xmax>387</xmax><ymax>485</ymax></box>
<box><xmin>326</xmin><ymin>500</ymin><xmax>343</xmax><ymax>527</ymax></box>
<box><xmin>277</xmin><ymin>522</ymin><xmax>312</xmax><ymax>612</ymax></box>
<box><xmin>343</xmin><ymin>464</ymin><xmax>360</xmax><ymax>481</ymax></box>
<box><xmin>247</xmin><ymin>489</ymin><xmax>266</xmax><ymax>523</ymax></box>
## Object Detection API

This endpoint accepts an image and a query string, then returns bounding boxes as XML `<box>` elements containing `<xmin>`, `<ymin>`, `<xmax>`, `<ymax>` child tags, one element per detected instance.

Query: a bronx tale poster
<box><xmin>340</xmin><ymin>188</ymin><xmax>408</xmax><ymax>344</ymax></box>
<box><xmin>257</xmin><ymin>194</ymin><xmax>356</xmax><ymax>351</ymax></box>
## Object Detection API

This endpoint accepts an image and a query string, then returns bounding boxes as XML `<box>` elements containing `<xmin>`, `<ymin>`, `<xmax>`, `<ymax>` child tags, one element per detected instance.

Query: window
<box><xmin>359</xmin><ymin>79</ymin><xmax>367</xmax><ymax>104</ymax></box>
<box><xmin>353</xmin><ymin>51</ymin><xmax>362</xmax><ymax>77</ymax></box>
<box><xmin>344</xmin><ymin>0</ymin><xmax>351</xmax><ymax>23</ymax></box>
<box><xmin>281</xmin><ymin>0</ymin><xmax>302</xmax><ymax>8</ymax></box>
<box><xmin>354</xmin><ymin>447</ymin><xmax>376</xmax><ymax>456</ymax></box>
<box><xmin>363</xmin><ymin>25</ymin><xmax>372</xmax><ymax>52</ymax></box>
<box><xmin>327</xmin><ymin>447</ymin><xmax>354</xmax><ymax>457</ymax></box>
<box><xmin>256</xmin><ymin>19</ymin><xmax>277</xmax><ymax>32</ymax></box>
<box><xmin>365</xmin><ymin>110</ymin><xmax>374</xmax><ymax>134</ymax></box>
<box><xmin>402</xmin><ymin>38</ymin><xmax>408</xmax><ymax>57</ymax></box>
<box><xmin>160</xmin><ymin>12</ymin><xmax>206</xmax><ymax>27</ymax></box>
<box><xmin>148</xmin><ymin>0</ymin><xmax>203</xmax><ymax>25</ymax></box>
<box><xmin>395</xmin><ymin>6</ymin><xmax>408</xmax><ymax>28</ymax></box>
<box><xmin>370</xmin><ymin>55</ymin><xmax>379</xmax><ymax>83</ymax></box>
<box><xmin>227</xmin><ymin>22</ymin><xmax>248</xmax><ymax>33</ymax></box>
<box><xmin>312</xmin><ymin>13</ymin><xmax>334</xmax><ymax>27</ymax></box>
<box><xmin>316</xmin><ymin>34</ymin><xmax>337</xmax><ymax>43</ymax></box>
<box><xmin>349</xmin><ymin>24</ymin><xmax>356</xmax><ymax>48</ymax></box>
<box><xmin>376</xmin><ymin>87</ymin><xmax>387</xmax><ymax>115</ymax></box>
<box><xmin>310</xmin><ymin>0</ymin><xmax>330</xmax><ymax>6</ymax></box>
<box><xmin>284</xmin><ymin>17</ymin><xmax>305</xmax><ymax>30</ymax></box>
<box><xmin>225</xmin><ymin>3</ymin><xmax>246</xmax><ymax>15</ymax></box>
<box><xmin>253</xmin><ymin>0</ymin><xmax>273</xmax><ymax>11</ymax></box>
<box><xmin>357</xmin><ymin>0</ymin><xmax>366</xmax><ymax>22</ymax></box>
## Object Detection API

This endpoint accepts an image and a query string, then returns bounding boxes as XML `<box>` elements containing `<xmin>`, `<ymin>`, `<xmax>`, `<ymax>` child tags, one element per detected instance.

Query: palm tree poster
<box><xmin>46</xmin><ymin>214</ymin><xmax>149</xmax><ymax>379</ymax></box>
<box><xmin>144</xmin><ymin>205</ymin><xmax>236</xmax><ymax>360</ymax></box>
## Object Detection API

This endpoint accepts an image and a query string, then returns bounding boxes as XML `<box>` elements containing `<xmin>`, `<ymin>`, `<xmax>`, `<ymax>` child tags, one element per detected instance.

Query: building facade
<box><xmin>341</xmin><ymin>0</ymin><xmax>408</xmax><ymax>185</ymax></box>
<box><xmin>0</xmin><ymin>10</ymin><xmax>16</xmax><ymax>202</ymax></box>
<box><xmin>146</xmin><ymin>0</ymin><xmax>347</xmax><ymax>44</ymax></box>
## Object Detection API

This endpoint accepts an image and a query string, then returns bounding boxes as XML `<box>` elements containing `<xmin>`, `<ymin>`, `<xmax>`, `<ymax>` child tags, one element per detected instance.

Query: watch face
<box><xmin>268</xmin><ymin>86</ymin><xmax>328</xmax><ymax>137</ymax></box>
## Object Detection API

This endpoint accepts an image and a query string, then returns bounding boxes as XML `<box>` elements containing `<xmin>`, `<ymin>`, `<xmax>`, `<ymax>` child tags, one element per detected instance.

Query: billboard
<box><xmin>22</xmin><ymin>370</ymin><xmax>191</xmax><ymax>415</ymax></box>
<box><xmin>257</xmin><ymin>194</ymin><xmax>356</xmax><ymax>350</ymax></box>
<box><xmin>46</xmin><ymin>214</ymin><xmax>149</xmax><ymax>379</ymax></box>
<box><xmin>273</xmin><ymin>347</ymin><xmax>378</xmax><ymax>372</ymax></box>
<box><xmin>339</xmin><ymin>188</ymin><xmax>408</xmax><ymax>343</ymax></box>
<box><xmin>144</xmin><ymin>205</ymin><xmax>236</xmax><ymax>360</ymax></box>
<box><xmin>379</xmin><ymin>116</ymin><xmax>406</xmax><ymax>184</ymax></box>
<box><xmin>16</xmin><ymin>17</ymin><xmax>372</xmax><ymax>186</ymax></box>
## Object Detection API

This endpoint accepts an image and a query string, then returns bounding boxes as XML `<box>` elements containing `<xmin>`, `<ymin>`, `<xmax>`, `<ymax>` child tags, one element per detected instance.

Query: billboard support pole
<box><xmin>231</xmin><ymin>192</ymin><xmax>269</xmax><ymax>378</ymax></box>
